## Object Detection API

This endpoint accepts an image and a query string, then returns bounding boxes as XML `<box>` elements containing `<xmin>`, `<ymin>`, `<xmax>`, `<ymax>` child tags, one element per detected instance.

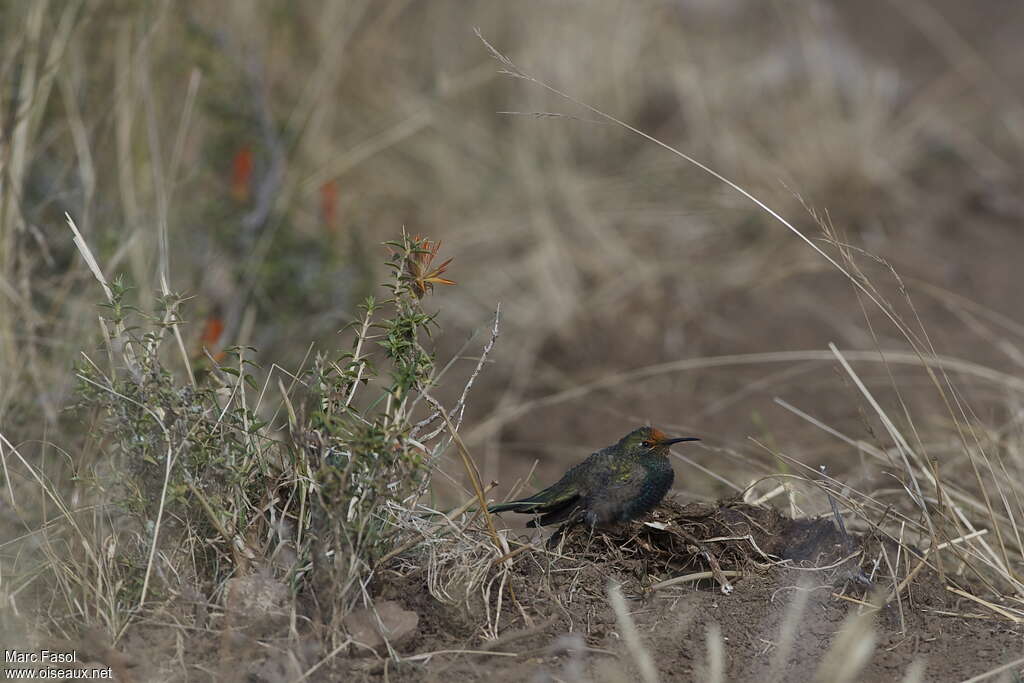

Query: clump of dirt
<box><xmin>554</xmin><ymin>498</ymin><xmax>866</xmax><ymax>594</ymax></box>
<box><xmin>356</xmin><ymin>498</ymin><xmax>1023</xmax><ymax>682</ymax></box>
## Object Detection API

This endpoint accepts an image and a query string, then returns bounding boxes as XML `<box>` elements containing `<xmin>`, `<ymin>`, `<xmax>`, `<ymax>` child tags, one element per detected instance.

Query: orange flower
<box><xmin>320</xmin><ymin>179</ymin><xmax>340</xmax><ymax>232</ymax></box>
<box><xmin>199</xmin><ymin>314</ymin><xmax>226</xmax><ymax>362</ymax></box>
<box><xmin>230</xmin><ymin>146</ymin><xmax>253</xmax><ymax>202</ymax></box>
<box><xmin>406</xmin><ymin>237</ymin><xmax>455</xmax><ymax>298</ymax></box>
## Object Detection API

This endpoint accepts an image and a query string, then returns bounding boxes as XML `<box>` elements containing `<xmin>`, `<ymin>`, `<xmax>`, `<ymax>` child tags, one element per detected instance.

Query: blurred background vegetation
<box><xmin>3</xmin><ymin>0</ymin><xmax>1024</xmax><ymax>587</ymax></box>
<box><xmin>5</xmin><ymin>2</ymin><xmax>1024</xmax><ymax>678</ymax></box>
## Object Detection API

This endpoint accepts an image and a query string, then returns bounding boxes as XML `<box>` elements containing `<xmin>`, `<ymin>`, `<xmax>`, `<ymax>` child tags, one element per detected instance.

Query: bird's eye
<box><xmin>641</xmin><ymin>440</ymin><xmax>653</xmax><ymax>448</ymax></box>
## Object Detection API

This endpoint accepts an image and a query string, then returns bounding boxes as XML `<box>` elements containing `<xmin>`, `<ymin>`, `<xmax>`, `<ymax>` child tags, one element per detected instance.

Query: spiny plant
<box><xmin>48</xmin><ymin>227</ymin><xmax>471</xmax><ymax>643</ymax></box>
<box><xmin>301</xmin><ymin>232</ymin><xmax>460</xmax><ymax>625</ymax></box>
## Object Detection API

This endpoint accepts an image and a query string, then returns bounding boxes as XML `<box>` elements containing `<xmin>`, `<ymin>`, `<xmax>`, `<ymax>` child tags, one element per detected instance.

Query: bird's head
<box><xmin>618</xmin><ymin>426</ymin><xmax>700</xmax><ymax>457</ymax></box>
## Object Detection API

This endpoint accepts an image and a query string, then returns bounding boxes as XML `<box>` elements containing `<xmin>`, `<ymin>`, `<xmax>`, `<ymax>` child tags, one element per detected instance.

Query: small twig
<box><xmin>831</xmin><ymin>592</ymin><xmax>878</xmax><ymax>609</ymax></box>
<box><xmin>375</xmin><ymin>530</ymin><xmax>427</xmax><ymax>569</ymax></box>
<box><xmin>449</xmin><ymin>480</ymin><xmax>499</xmax><ymax>519</ymax></box>
<box><xmin>886</xmin><ymin>547</ymin><xmax>932</xmax><ymax>604</ymax></box>
<box><xmin>924</xmin><ymin>609</ymin><xmax>1013</xmax><ymax>620</ymax></box>
<box><xmin>343</xmin><ymin>311</ymin><xmax>374</xmax><ymax>410</ymax></box>
<box><xmin>490</xmin><ymin>543</ymin><xmax>534</xmax><ymax>567</ymax></box>
<box><xmin>651</xmin><ymin>571</ymin><xmax>744</xmax><ymax>592</ymax></box>
<box><xmin>782</xmin><ymin>551</ymin><xmax>864</xmax><ymax>573</ymax></box>
<box><xmin>376</xmin><ymin>482</ymin><xmax>499</xmax><ymax>567</ymax></box>
<box><xmin>403</xmin><ymin>649</ymin><xmax>518</xmax><ymax>662</ymax></box>
<box><xmin>430</xmin><ymin>400</ymin><xmax>504</xmax><ymax>557</ymax></box>
<box><xmin>414</xmin><ymin>306</ymin><xmax>500</xmax><ymax>440</ymax></box>
<box><xmin>674</xmin><ymin>528</ymin><xmax>737</xmax><ymax>593</ymax></box>
<box><xmin>703</xmin><ymin>551</ymin><xmax>734</xmax><ymax>595</ymax></box>
<box><xmin>291</xmin><ymin>638</ymin><xmax>353</xmax><ymax>683</ymax></box>
<box><xmin>946</xmin><ymin>586</ymin><xmax>1023</xmax><ymax>623</ymax></box>
<box><xmin>698</xmin><ymin>533</ymin><xmax>777</xmax><ymax>563</ymax></box>
<box><xmin>881</xmin><ymin>537</ymin><xmax>906</xmax><ymax>633</ymax></box>
<box><xmin>934</xmin><ymin>528</ymin><xmax>988</xmax><ymax>550</ymax></box>
<box><xmin>502</xmin><ymin>459</ymin><xmax>539</xmax><ymax>505</ymax></box>
<box><xmin>747</xmin><ymin>484</ymin><xmax>786</xmax><ymax>506</ymax></box>
<box><xmin>453</xmin><ymin>305</ymin><xmax>500</xmax><ymax>432</ymax></box>
<box><xmin>482</xmin><ymin>617</ymin><xmax>557</xmax><ymax>651</ymax></box>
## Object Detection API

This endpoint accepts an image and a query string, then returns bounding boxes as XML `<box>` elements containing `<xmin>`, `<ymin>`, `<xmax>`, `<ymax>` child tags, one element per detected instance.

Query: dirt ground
<box><xmin>342</xmin><ymin>500</ymin><xmax>1023</xmax><ymax>682</ymax></box>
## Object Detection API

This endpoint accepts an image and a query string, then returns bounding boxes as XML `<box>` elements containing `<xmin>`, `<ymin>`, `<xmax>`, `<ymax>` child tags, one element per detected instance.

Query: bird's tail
<box><xmin>487</xmin><ymin>479</ymin><xmax>578</xmax><ymax>515</ymax></box>
<box><xmin>487</xmin><ymin>498</ymin><xmax>546</xmax><ymax>514</ymax></box>
<box><xmin>525</xmin><ymin>502</ymin><xmax>582</xmax><ymax>528</ymax></box>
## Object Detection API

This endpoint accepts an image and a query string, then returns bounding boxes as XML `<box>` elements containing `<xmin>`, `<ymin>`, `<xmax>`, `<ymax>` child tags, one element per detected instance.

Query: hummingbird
<box><xmin>488</xmin><ymin>426</ymin><xmax>700</xmax><ymax>539</ymax></box>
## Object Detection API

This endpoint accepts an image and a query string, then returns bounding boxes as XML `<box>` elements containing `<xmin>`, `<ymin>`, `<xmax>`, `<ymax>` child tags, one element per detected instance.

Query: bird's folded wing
<box><xmin>603</xmin><ymin>460</ymin><xmax>646</xmax><ymax>496</ymax></box>
<box><xmin>487</xmin><ymin>475</ymin><xmax>580</xmax><ymax>514</ymax></box>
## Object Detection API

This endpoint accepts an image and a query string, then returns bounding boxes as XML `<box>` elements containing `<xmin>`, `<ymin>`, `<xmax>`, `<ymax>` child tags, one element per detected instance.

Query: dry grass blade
<box><xmin>901</xmin><ymin>659</ymin><xmax>927</xmax><ymax>683</ymax></box>
<box><xmin>433</xmin><ymin>402</ymin><xmax>504</xmax><ymax>556</ymax></box>
<box><xmin>474</xmin><ymin>29</ymin><xmax>928</xmax><ymax>363</ymax></box>
<box><xmin>481</xmin><ymin>617</ymin><xmax>557</xmax><ymax>651</ymax></box>
<box><xmin>290</xmin><ymin>638</ymin><xmax>353</xmax><ymax>683</ymax></box>
<box><xmin>467</xmin><ymin>349</ymin><xmax>1024</xmax><ymax>443</ymax></box>
<box><xmin>945</xmin><ymin>586</ymin><xmax>1023</xmax><ymax>623</ymax></box>
<box><xmin>887</xmin><ymin>550</ymin><xmax>933</xmax><ymax>605</ymax></box>
<box><xmin>607</xmin><ymin>580</ymin><xmax>659</xmax><ymax>683</ymax></box>
<box><xmin>813</xmin><ymin>606</ymin><xmax>877</xmax><ymax>683</ymax></box>
<box><xmin>65</xmin><ymin>213</ymin><xmax>113</xmax><ymax>304</ymax></box>
<box><xmin>704</xmin><ymin>623</ymin><xmax>725</xmax><ymax>683</ymax></box>
<box><xmin>375</xmin><ymin>482</ymin><xmax>499</xmax><ymax>568</ymax></box>
<box><xmin>414</xmin><ymin>306</ymin><xmax>501</xmax><ymax>441</ymax></box>
<box><xmin>775</xmin><ymin>381</ymin><xmax>1024</xmax><ymax>596</ymax></box>
<box><xmin>403</xmin><ymin>649</ymin><xmax>518</xmax><ymax>662</ymax></box>
<box><xmin>959</xmin><ymin>653</ymin><xmax>1024</xmax><ymax>683</ymax></box>
<box><xmin>768</xmin><ymin>583</ymin><xmax>811</xmax><ymax>683</ymax></box>
<box><xmin>828</xmin><ymin>343</ymin><xmax>929</xmax><ymax>513</ymax></box>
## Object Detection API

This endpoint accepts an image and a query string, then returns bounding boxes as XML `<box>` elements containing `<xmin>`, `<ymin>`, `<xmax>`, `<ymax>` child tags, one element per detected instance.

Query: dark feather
<box><xmin>525</xmin><ymin>500</ymin><xmax>582</xmax><ymax>527</ymax></box>
<box><xmin>487</xmin><ymin>476</ymin><xmax>580</xmax><ymax>518</ymax></box>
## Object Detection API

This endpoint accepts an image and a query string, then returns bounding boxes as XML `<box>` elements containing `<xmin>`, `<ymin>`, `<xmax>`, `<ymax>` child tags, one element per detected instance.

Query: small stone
<box><xmin>224</xmin><ymin>574</ymin><xmax>288</xmax><ymax>618</ymax></box>
<box><xmin>343</xmin><ymin>601</ymin><xmax>419</xmax><ymax>653</ymax></box>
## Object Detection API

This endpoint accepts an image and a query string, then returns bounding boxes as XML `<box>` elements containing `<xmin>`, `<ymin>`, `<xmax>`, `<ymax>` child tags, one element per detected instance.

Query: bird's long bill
<box><xmin>664</xmin><ymin>437</ymin><xmax>700</xmax><ymax>445</ymax></box>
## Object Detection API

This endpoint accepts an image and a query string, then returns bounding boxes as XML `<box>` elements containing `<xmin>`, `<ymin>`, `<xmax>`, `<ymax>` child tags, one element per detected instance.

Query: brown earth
<box><xmin>335</xmin><ymin>500</ymin><xmax>1023</xmax><ymax>682</ymax></box>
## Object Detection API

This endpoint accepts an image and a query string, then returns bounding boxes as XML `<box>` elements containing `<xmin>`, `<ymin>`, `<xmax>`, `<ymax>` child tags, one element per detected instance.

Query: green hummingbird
<box><xmin>488</xmin><ymin>426</ymin><xmax>700</xmax><ymax>535</ymax></box>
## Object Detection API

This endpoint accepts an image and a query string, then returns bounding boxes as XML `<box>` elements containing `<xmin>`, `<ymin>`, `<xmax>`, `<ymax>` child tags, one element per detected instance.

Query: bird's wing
<box><xmin>573</xmin><ymin>449</ymin><xmax>643</xmax><ymax>492</ymax></box>
<box><xmin>487</xmin><ymin>467</ymin><xmax>582</xmax><ymax>515</ymax></box>
<box><xmin>581</xmin><ymin>458</ymin><xmax>648</xmax><ymax>525</ymax></box>
<box><xmin>602</xmin><ymin>458</ymin><xmax>646</xmax><ymax>497</ymax></box>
